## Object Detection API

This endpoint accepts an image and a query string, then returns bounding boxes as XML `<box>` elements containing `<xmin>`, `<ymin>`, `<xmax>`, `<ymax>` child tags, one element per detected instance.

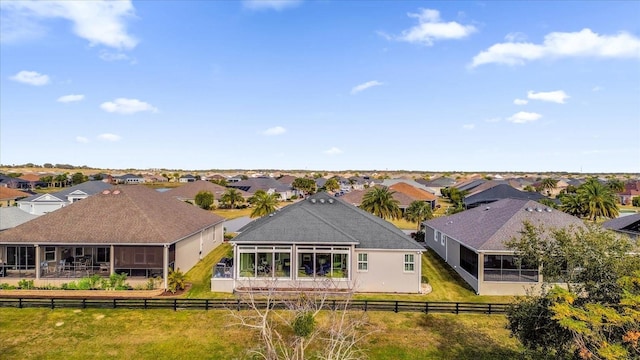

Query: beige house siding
<box><xmin>174</xmin><ymin>223</ymin><xmax>222</xmax><ymax>273</ymax></box>
<box><xmin>352</xmin><ymin>250</ymin><xmax>422</xmax><ymax>293</ymax></box>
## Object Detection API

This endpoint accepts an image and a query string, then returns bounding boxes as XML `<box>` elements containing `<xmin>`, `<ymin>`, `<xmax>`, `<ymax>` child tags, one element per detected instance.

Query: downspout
<box><xmin>35</xmin><ymin>245</ymin><xmax>40</xmax><ymax>280</ymax></box>
<box><xmin>163</xmin><ymin>244</ymin><xmax>169</xmax><ymax>290</ymax></box>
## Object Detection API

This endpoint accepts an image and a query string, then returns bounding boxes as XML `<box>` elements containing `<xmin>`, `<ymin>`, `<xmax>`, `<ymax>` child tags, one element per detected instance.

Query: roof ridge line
<box><xmin>299</xmin><ymin>205</ymin><xmax>360</xmax><ymax>243</ymax></box>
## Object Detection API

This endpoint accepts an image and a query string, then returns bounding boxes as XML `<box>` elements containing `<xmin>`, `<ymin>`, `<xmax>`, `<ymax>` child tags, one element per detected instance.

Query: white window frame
<box><xmin>44</xmin><ymin>246</ymin><xmax>56</xmax><ymax>261</ymax></box>
<box><xmin>357</xmin><ymin>253</ymin><xmax>368</xmax><ymax>272</ymax></box>
<box><xmin>441</xmin><ymin>234</ymin><xmax>446</xmax><ymax>246</ymax></box>
<box><xmin>404</xmin><ymin>253</ymin><xmax>415</xmax><ymax>272</ymax></box>
<box><xmin>434</xmin><ymin>230</ymin><xmax>440</xmax><ymax>242</ymax></box>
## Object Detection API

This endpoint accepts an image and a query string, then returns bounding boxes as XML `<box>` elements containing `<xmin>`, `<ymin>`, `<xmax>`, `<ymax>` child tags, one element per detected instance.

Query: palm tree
<box><xmin>539</xmin><ymin>178</ymin><xmax>559</xmax><ymax>196</ymax></box>
<box><xmin>404</xmin><ymin>201</ymin><xmax>434</xmax><ymax>231</ymax></box>
<box><xmin>606</xmin><ymin>179</ymin><xmax>625</xmax><ymax>193</ymax></box>
<box><xmin>360</xmin><ymin>187</ymin><xmax>401</xmax><ymax>220</ymax></box>
<box><xmin>221</xmin><ymin>188</ymin><xmax>244</xmax><ymax>209</ymax></box>
<box><xmin>560</xmin><ymin>194</ymin><xmax>586</xmax><ymax>218</ymax></box>
<box><xmin>249</xmin><ymin>191</ymin><xmax>279</xmax><ymax>218</ymax></box>
<box><xmin>578</xmin><ymin>179</ymin><xmax>619</xmax><ymax>221</ymax></box>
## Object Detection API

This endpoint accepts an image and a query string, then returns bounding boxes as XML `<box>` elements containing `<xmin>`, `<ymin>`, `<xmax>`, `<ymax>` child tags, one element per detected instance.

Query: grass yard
<box><xmin>212</xmin><ymin>201</ymin><xmax>292</xmax><ymax>220</ymax></box>
<box><xmin>0</xmin><ymin>308</ymin><xmax>521</xmax><ymax>360</ymax></box>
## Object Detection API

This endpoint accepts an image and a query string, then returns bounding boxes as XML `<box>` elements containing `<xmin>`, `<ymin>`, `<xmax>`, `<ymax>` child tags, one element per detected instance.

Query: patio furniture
<box><xmin>99</xmin><ymin>262</ymin><xmax>110</xmax><ymax>274</ymax></box>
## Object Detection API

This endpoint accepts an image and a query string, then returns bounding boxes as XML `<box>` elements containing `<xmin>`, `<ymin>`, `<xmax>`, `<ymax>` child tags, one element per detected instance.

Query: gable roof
<box><xmin>419</xmin><ymin>177</ymin><xmax>456</xmax><ymax>187</ymax></box>
<box><xmin>424</xmin><ymin>198</ymin><xmax>585</xmax><ymax>251</ymax></box>
<box><xmin>381</xmin><ymin>179</ymin><xmax>435</xmax><ymax>194</ymax></box>
<box><xmin>19</xmin><ymin>192</ymin><xmax>66</xmax><ymax>203</ymax></box>
<box><xmin>464</xmin><ymin>183</ymin><xmax>547</xmax><ymax>208</ymax></box>
<box><xmin>0</xmin><ymin>187</ymin><xmax>31</xmax><ymax>200</ymax></box>
<box><xmin>233</xmin><ymin>192</ymin><xmax>423</xmax><ymax>250</ymax></box>
<box><xmin>18</xmin><ymin>181</ymin><xmax>112</xmax><ymax>203</ymax></box>
<box><xmin>454</xmin><ymin>179</ymin><xmax>486</xmax><ymax>192</ymax></box>
<box><xmin>602</xmin><ymin>213</ymin><xmax>640</xmax><ymax>237</ymax></box>
<box><xmin>388</xmin><ymin>182</ymin><xmax>437</xmax><ymax>201</ymax></box>
<box><xmin>163</xmin><ymin>180</ymin><xmax>249</xmax><ymax>200</ymax></box>
<box><xmin>0</xmin><ymin>185</ymin><xmax>225</xmax><ymax>245</ymax></box>
<box><xmin>0</xmin><ymin>207</ymin><xmax>39</xmax><ymax>231</ymax></box>
<box><xmin>227</xmin><ymin>177</ymin><xmax>291</xmax><ymax>193</ymax></box>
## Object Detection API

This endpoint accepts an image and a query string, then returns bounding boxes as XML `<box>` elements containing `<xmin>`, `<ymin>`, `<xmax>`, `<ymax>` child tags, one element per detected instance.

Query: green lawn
<box><xmin>0</xmin><ymin>308</ymin><xmax>521</xmax><ymax>360</ymax></box>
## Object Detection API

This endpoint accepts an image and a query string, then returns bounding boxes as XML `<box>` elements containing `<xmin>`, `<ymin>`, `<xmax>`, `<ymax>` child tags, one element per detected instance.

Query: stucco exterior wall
<box><xmin>352</xmin><ymin>249</ymin><xmax>422</xmax><ymax>293</ymax></box>
<box><xmin>174</xmin><ymin>224</ymin><xmax>220</xmax><ymax>273</ymax></box>
<box><xmin>424</xmin><ymin>226</ymin><xmax>447</xmax><ymax>260</ymax></box>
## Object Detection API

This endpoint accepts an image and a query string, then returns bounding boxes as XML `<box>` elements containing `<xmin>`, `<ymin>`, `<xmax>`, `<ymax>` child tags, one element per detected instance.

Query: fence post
<box><xmin>394</xmin><ymin>301</ymin><xmax>399</xmax><ymax>313</ymax></box>
<box><xmin>364</xmin><ymin>300</ymin><xmax>367</xmax><ymax>312</ymax></box>
<box><xmin>488</xmin><ymin>303</ymin><xmax>491</xmax><ymax>315</ymax></box>
<box><xmin>205</xmin><ymin>299</ymin><xmax>209</xmax><ymax>311</ymax></box>
<box><xmin>51</xmin><ymin>298</ymin><xmax>54</xmax><ymax>310</ymax></box>
<box><xmin>237</xmin><ymin>299</ymin><xmax>241</xmax><ymax>311</ymax></box>
<box><xmin>82</xmin><ymin>299</ymin><xmax>86</xmax><ymax>309</ymax></box>
<box><xmin>173</xmin><ymin>299</ymin><xmax>177</xmax><ymax>311</ymax></box>
<box><xmin>113</xmin><ymin>299</ymin><xmax>117</xmax><ymax>309</ymax></box>
<box><xmin>425</xmin><ymin>302</ymin><xmax>429</xmax><ymax>314</ymax></box>
<box><xmin>19</xmin><ymin>298</ymin><xmax>23</xmax><ymax>309</ymax></box>
<box><xmin>455</xmin><ymin>303</ymin><xmax>459</xmax><ymax>314</ymax></box>
<box><xmin>144</xmin><ymin>299</ymin><xmax>148</xmax><ymax>310</ymax></box>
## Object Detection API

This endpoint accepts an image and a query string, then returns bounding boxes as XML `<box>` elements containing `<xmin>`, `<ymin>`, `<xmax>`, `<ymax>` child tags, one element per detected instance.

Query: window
<box><xmin>434</xmin><ymin>230</ymin><xmax>440</xmax><ymax>242</ymax></box>
<box><xmin>459</xmin><ymin>245</ymin><xmax>478</xmax><ymax>278</ymax></box>
<box><xmin>483</xmin><ymin>254</ymin><xmax>538</xmax><ymax>282</ymax></box>
<box><xmin>238</xmin><ymin>246</ymin><xmax>293</xmax><ymax>279</ymax></box>
<box><xmin>44</xmin><ymin>246</ymin><xmax>55</xmax><ymax>261</ymax></box>
<box><xmin>357</xmin><ymin>253</ymin><xmax>368</xmax><ymax>271</ymax></box>
<box><xmin>441</xmin><ymin>234</ymin><xmax>446</xmax><ymax>246</ymax></box>
<box><xmin>97</xmin><ymin>247</ymin><xmax>110</xmax><ymax>263</ymax></box>
<box><xmin>404</xmin><ymin>254</ymin><xmax>415</xmax><ymax>272</ymax></box>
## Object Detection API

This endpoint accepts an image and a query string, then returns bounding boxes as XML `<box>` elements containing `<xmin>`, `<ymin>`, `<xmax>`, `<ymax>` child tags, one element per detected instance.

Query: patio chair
<box><xmin>303</xmin><ymin>264</ymin><xmax>314</xmax><ymax>276</ymax></box>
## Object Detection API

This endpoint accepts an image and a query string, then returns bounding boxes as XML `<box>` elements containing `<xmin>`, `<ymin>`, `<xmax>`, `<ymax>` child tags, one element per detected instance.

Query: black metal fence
<box><xmin>0</xmin><ymin>297</ymin><xmax>509</xmax><ymax>315</ymax></box>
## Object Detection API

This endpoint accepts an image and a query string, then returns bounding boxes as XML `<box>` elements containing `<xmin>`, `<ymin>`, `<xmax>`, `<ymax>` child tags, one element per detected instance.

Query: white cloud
<box><xmin>263</xmin><ymin>126</ymin><xmax>286</xmax><ymax>136</ymax></box>
<box><xmin>351</xmin><ymin>80</ymin><xmax>383</xmax><ymax>94</ymax></box>
<box><xmin>243</xmin><ymin>0</ymin><xmax>301</xmax><ymax>11</ymax></box>
<box><xmin>471</xmin><ymin>28</ymin><xmax>640</xmax><ymax>67</ymax></box>
<box><xmin>507</xmin><ymin>111</ymin><xmax>542</xmax><ymax>124</ymax></box>
<box><xmin>504</xmin><ymin>32</ymin><xmax>527</xmax><ymax>42</ymax></box>
<box><xmin>100</xmin><ymin>98</ymin><xmax>158</xmax><ymax>114</ymax></box>
<box><xmin>392</xmin><ymin>8</ymin><xmax>476</xmax><ymax>46</ymax></box>
<box><xmin>99</xmin><ymin>50</ymin><xmax>130</xmax><ymax>62</ymax></box>
<box><xmin>0</xmin><ymin>1</ymin><xmax>137</xmax><ymax>49</ymax></box>
<box><xmin>513</xmin><ymin>98</ymin><xmax>528</xmax><ymax>105</ymax></box>
<box><xmin>10</xmin><ymin>70</ymin><xmax>50</xmax><ymax>86</ymax></box>
<box><xmin>462</xmin><ymin>124</ymin><xmax>475</xmax><ymax>130</ymax></box>
<box><xmin>527</xmin><ymin>90</ymin><xmax>570</xmax><ymax>104</ymax></box>
<box><xmin>75</xmin><ymin>136</ymin><xmax>89</xmax><ymax>143</ymax></box>
<box><xmin>97</xmin><ymin>133</ymin><xmax>121</xmax><ymax>142</ymax></box>
<box><xmin>57</xmin><ymin>94</ymin><xmax>85</xmax><ymax>103</ymax></box>
<box><xmin>324</xmin><ymin>147</ymin><xmax>343</xmax><ymax>155</ymax></box>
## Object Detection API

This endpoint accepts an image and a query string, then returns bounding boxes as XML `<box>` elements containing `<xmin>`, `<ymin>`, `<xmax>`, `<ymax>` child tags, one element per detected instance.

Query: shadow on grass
<box><xmin>417</xmin><ymin>314</ymin><xmax>521</xmax><ymax>359</ymax></box>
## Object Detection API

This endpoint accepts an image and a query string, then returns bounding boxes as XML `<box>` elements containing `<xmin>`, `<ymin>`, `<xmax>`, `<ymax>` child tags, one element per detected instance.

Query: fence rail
<box><xmin>0</xmin><ymin>297</ymin><xmax>509</xmax><ymax>314</ymax></box>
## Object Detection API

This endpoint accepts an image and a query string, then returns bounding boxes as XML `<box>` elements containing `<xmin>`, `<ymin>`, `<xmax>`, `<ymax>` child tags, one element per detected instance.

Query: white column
<box><xmin>110</xmin><ymin>245</ymin><xmax>115</xmax><ymax>275</ymax></box>
<box><xmin>35</xmin><ymin>245</ymin><xmax>41</xmax><ymax>280</ymax></box>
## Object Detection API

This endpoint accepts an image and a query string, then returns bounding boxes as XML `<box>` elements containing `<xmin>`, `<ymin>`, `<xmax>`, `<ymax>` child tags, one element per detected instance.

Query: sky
<box><xmin>1</xmin><ymin>0</ymin><xmax>639</xmax><ymax>173</ymax></box>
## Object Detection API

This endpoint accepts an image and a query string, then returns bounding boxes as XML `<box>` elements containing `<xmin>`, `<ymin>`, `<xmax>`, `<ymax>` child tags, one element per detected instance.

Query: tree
<box><xmin>229</xmin><ymin>280</ymin><xmax>373</xmax><ymax>360</ymax></box>
<box><xmin>167</xmin><ymin>268</ymin><xmax>186</xmax><ymax>294</ymax></box>
<box><xmin>292</xmin><ymin>178</ymin><xmax>317</xmax><ymax>196</ymax></box>
<box><xmin>221</xmin><ymin>188</ymin><xmax>244</xmax><ymax>209</ymax></box>
<box><xmin>54</xmin><ymin>173</ymin><xmax>68</xmax><ymax>187</ymax></box>
<box><xmin>404</xmin><ymin>200</ymin><xmax>434</xmax><ymax>231</ymax></box>
<box><xmin>606</xmin><ymin>178</ymin><xmax>625</xmax><ymax>193</ymax></box>
<box><xmin>578</xmin><ymin>178</ymin><xmax>619</xmax><ymax>221</ymax></box>
<box><xmin>441</xmin><ymin>187</ymin><xmax>467</xmax><ymax>214</ymax></box>
<box><xmin>539</xmin><ymin>178</ymin><xmax>559</xmax><ymax>196</ymax></box>
<box><xmin>360</xmin><ymin>187</ymin><xmax>401</xmax><ymax>219</ymax></box>
<box><xmin>211</xmin><ymin>178</ymin><xmax>228</xmax><ymax>187</ymax></box>
<box><xmin>633</xmin><ymin>196</ymin><xmax>640</xmax><ymax>207</ymax></box>
<box><xmin>506</xmin><ymin>224</ymin><xmax>640</xmax><ymax>359</ymax></box>
<box><xmin>249</xmin><ymin>191</ymin><xmax>279</xmax><ymax>218</ymax></box>
<box><xmin>324</xmin><ymin>178</ymin><xmax>339</xmax><ymax>192</ymax></box>
<box><xmin>194</xmin><ymin>190</ymin><xmax>214</xmax><ymax>210</ymax></box>
<box><xmin>39</xmin><ymin>175</ymin><xmax>53</xmax><ymax>188</ymax></box>
<box><xmin>71</xmin><ymin>172</ymin><xmax>87</xmax><ymax>185</ymax></box>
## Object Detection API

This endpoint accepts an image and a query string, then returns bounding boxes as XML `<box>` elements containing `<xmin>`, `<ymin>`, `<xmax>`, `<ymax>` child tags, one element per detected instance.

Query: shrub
<box><xmin>17</xmin><ymin>279</ymin><xmax>34</xmax><ymax>289</ymax></box>
<box><xmin>167</xmin><ymin>268</ymin><xmax>186</xmax><ymax>293</ymax></box>
<box><xmin>632</xmin><ymin>196</ymin><xmax>640</xmax><ymax>207</ymax></box>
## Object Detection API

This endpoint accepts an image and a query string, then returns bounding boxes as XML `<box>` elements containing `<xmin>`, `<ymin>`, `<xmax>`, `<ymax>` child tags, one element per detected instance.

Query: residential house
<box><xmin>18</xmin><ymin>173</ymin><xmax>47</xmax><ymax>190</ymax></box>
<box><xmin>227</xmin><ymin>177</ymin><xmax>293</xmax><ymax>200</ymax></box>
<box><xmin>212</xmin><ymin>192</ymin><xmax>424</xmax><ymax>293</ymax></box>
<box><xmin>602</xmin><ymin>213</ymin><xmax>640</xmax><ymax>240</ymax></box>
<box><xmin>463</xmin><ymin>183</ymin><xmax>549</xmax><ymax>209</ymax></box>
<box><xmin>381</xmin><ymin>179</ymin><xmax>437</xmax><ymax>195</ymax></box>
<box><xmin>162</xmin><ymin>180</ymin><xmax>250</xmax><ymax>206</ymax></box>
<box><xmin>417</xmin><ymin>177</ymin><xmax>455</xmax><ymax>196</ymax></box>
<box><xmin>388</xmin><ymin>182</ymin><xmax>438</xmax><ymax>209</ymax></box>
<box><xmin>618</xmin><ymin>181</ymin><xmax>640</xmax><ymax>206</ymax></box>
<box><xmin>114</xmin><ymin>174</ymin><xmax>145</xmax><ymax>184</ymax></box>
<box><xmin>179</xmin><ymin>174</ymin><xmax>197</xmax><ymax>183</ymax></box>
<box><xmin>0</xmin><ymin>185</ymin><xmax>225</xmax><ymax>289</ymax></box>
<box><xmin>17</xmin><ymin>181</ymin><xmax>112</xmax><ymax>215</ymax></box>
<box><xmin>0</xmin><ymin>175</ymin><xmax>30</xmax><ymax>190</ymax></box>
<box><xmin>423</xmin><ymin>198</ymin><xmax>586</xmax><ymax>295</ymax></box>
<box><xmin>0</xmin><ymin>187</ymin><xmax>31</xmax><ymax>207</ymax></box>
<box><xmin>452</xmin><ymin>178</ymin><xmax>486</xmax><ymax>193</ymax></box>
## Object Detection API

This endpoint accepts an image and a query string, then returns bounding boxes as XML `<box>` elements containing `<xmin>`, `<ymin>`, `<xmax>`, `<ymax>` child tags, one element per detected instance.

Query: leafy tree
<box><xmin>404</xmin><ymin>200</ymin><xmax>434</xmax><ymax>231</ymax></box>
<box><xmin>221</xmin><ymin>188</ymin><xmax>244</xmax><ymax>209</ymax></box>
<box><xmin>537</xmin><ymin>198</ymin><xmax>558</xmax><ymax>209</ymax></box>
<box><xmin>194</xmin><ymin>190</ymin><xmax>214</xmax><ymax>210</ymax></box>
<box><xmin>43</xmin><ymin>163</ymin><xmax>53</xmax><ymax>168</ymax></box>
<box><xmin>360</xmin><ymin>187</ymin><xmax>401</xmax><ymax>219</ymax></box>
<box><xmin>441</xmin><ymin>187</ymin><xmax>468</xmax><ymax>214</ymax></box>
<box><xmin>54</xmin><ymin>173</ymin><xmax>68</xmax><ymax>187</ymax></box>
<box><xmin>92</xmin><ymin>173</ymin><xmax>103</xmax><ymax>181</ymax></box>
<box><xmin>211</xmin><ymin>178</ymin><xmax>228</xmax><ymax>187</ymax></box>
<box><xmin>292</xmin><ymin>178</ymin><xmax>317</xmax><ymax>196</ymax></box>
<box><xmin>324</xmin><ymin>178</ymin><xmax>339</xmax><ymax>192</ymax></box>
<box><xmin>633</xmin><ymin>196</ymin><xmax>640</xmax><ymax>207</ymax></box>
<box><xmin>249</xmin><ymin>191</ymin><xmax>279</xmax><ymax>218</ymax></box>
<box><xmin>606</xmin><ymin>178</ymin><xmax>625</xmax><ymax>193</ymax></box>
<box><xmin>71</xmin><ymin>172</ymin><xmax>87</xmax><ymax>185</ymax></box>
<box><xmin>7</xmin><ymin>172</ymin><xmax>22</xmax><ymax>178</ymax></box>
<box><xmin>560</xmin><ymin>193</ymin><xmax>587</xmax><ymax>218</ymax></box>
<box><xmin>506</xmin><ymin>224</ymin><xmax>640</xmax><ymax>359</ymax></box>
<box><xmin>39</xmin><ymin>175</ymin><xmax>53</xmax><ymax>187</ymax></box>
<box><xmin>579</xmin><ymin>178</ymin><xmax>619</xmax><ymax>221</ymax></box>
<box><xmin>539</xmin><ymin>178</ymin><xmax>559</xmax><ymax>196</ymax></box>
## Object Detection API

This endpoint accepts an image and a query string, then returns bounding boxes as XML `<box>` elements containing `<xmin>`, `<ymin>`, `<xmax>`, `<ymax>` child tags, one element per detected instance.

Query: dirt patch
<box><xmin>158</xmin><ymin>283</ymin><xmax>191</xmax><ymax>297</ymax></box>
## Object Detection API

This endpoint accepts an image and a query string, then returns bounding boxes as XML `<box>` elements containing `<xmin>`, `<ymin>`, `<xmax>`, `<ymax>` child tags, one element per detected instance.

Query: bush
<box><xmin>410</xmin><ymin>231</ymin><xmax>425</xmax><ymax>242</ymax></box>
<box><xmin>632</xmin><ymin>196</ymin><xmax>640</xmax><ymax>207</ymax></box>
<box><xmin>167</xmin><ymin>268</ymin><xmax>186</xmax><ymax>293</ymax></box>
<box><xmin>17</xmin><ymin>279</ymin><xmax>34</xmax><ymax>289</ymax></box>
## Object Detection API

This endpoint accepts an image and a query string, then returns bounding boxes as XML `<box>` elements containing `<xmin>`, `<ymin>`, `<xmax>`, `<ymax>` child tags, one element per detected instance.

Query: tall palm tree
<box><xmin>404</xmin><ymin>200</ymin><xmax>434</xmax><ymax>231</ymax></box>
<box><xmin>249</xmin><ymin>191</ymin><xmax>279</xmax><ymax>218</ymax></box>
<box><xmin>559</xmin><ymin>194</ymin><xmax>586</xmax><ymax>218</ymax></box>
<box><xmin>221</xmin><ymin>188</ymin><xmax>244</xmax><ymax>209</ymax></box>
<box><xmin>539</xmin><ymin>178</ymin><xmax>559</xmax><ymax>196</ymax></box>
<box><xmin>606</xmin><ymin>179</ymin><xmax>625</xmax><ymax>193</ymax></box>
<box><xmin>578</xmin><ymin>179</ymin><xmax>619</xmax><ymax>221</ymax></box>
<box><xmin>360</xmin><ymin>187</ymin><xmax>401</xmax><ymax>220</ymax></box>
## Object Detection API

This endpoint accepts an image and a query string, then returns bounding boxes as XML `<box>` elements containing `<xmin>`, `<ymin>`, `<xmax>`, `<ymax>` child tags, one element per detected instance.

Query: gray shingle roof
<box><xmin>162</xmin><ymin>180</ymin><xmax>249</xmax><ymax>200</ymax></box>
<box><xmin>233</xmin><ymin>192</ymin><xmax>423</xmax><ymax>250</ymax></box>
<box><xmin>424</xmin><ymin>198</ymin><xmax>585</xmax><ymax>251</ymax></box>
<box><xmin>602</xmin><ymin>213</ymin><xmax>640</xmax><ymax>234</ymax></box>
<box><xmin>227</xmin><ymin>177</ymin><xmax>291</xmax><ymax>193</ymax></box>
<box><xmin>0</xmin><ymin>208</ymin><xmax>39</xmax><ymax>231</ymax></box>
<box><xmin>54</xmin><ymin>180</ymin><xmax>112</xmax><ymax>198</ymax></box>
<box><xmin>464</xmin><ymin>184</ymin><xmax>547</xmax><ymax>208</ymax></box>
<box><xmin>0</xmin><ymin>185</ymin><xmax>225</xmax><ymax>245</ymax></box>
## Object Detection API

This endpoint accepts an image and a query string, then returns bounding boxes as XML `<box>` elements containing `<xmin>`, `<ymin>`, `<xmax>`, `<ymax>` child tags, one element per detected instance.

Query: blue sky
<box><xmin>1</xmin><ymin>0</ymin><xmax>639</xmax><ymax>173</ymax></box>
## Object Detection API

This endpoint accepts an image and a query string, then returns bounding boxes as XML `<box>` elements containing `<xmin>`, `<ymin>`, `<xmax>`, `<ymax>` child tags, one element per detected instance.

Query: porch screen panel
<box><xmin>114</xmin><ymin>246</ymin><xmax>163</xmax><ymax>268</ymax></box>
<box><xmin>459</xmin><ymin>245</ymin><xmax>478</xmax><ymax>278</ymax></box>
